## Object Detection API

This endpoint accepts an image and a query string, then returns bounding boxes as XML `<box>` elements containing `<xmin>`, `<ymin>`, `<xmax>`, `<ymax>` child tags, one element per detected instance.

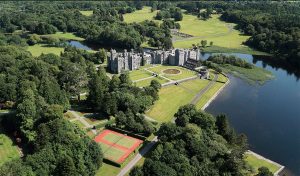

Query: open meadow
<box><xmin>0</xmin><ymin>118</ymin><xmax>20</xmax><ymax>166</ymax></box>
<box><xmin>123</xmin><ymin>7</ymin><xmax>160</xmax><ymax>24</ymax></box>
<box><xmin>27</xmin><ymin>44</ymin><xmax>64</xmax><ymax>57</ymax></box>
<box><xmin>80</xmin><ymin>10</ymin><xmax>93</xmax><ymax>16</ymax></box>
<box><xmin>41</xmin><ymin>32</ymin><xmax>84</xmax><ymax>41</ymax></box>
<box><xmin>123</xmin><ymin>7</ymin><xmax>263</xmax><ymax>54</ymax></box>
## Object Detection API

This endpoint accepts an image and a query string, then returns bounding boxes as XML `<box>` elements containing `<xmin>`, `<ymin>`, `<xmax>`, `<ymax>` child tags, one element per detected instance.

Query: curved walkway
<box><xmin>191</xmin><ymin>74</ymin><xmax>218</xmax><ymax>105</ymax></box>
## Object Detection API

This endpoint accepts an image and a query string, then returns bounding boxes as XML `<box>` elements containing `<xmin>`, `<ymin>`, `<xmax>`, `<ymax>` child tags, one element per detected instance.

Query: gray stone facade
<box><xmin>108</xmin><ymin>48</ymin><xmax>201</xmax><ymax>73</ymax></box>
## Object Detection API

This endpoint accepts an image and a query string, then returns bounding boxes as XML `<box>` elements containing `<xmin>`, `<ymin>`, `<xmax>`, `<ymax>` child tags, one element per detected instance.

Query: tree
<box><xmin>210</xmin><ymin>41</ymin><xmax>213</xmax><ymax>46</ymax></box>
<box><xmin>95</xmin><ymin>48</ymin><xmax>107</xmax><ymax>64</ymax></box>
<box><xmin>119</xmin><ymin>72</ymin><xmax>132</xmax><ymax>87</ymax></box>
<box><xmin>59</xmin><ymin>62</ymin><xmax>88</xmax><ymax>100</ymax></box>
<box><xmin>27</xmin><ymin>34</ymin><xmax>42</xmax><ymax>46</ymax></box>
<box><xmin>174</xmin><ymin>10</ymin><xmax>183</xmax><ymax>21</ymax></box>
<box><xmin>109</xmin><ymin>75</ymin><xmax>121</xmax><ymax>91</ymax></box>
<box><xmin>150</xmin><ymin>79</ymin><xmax>161</xmax><ymax>91</ymax></box>
<box><xmin>256</xmin><ymin>167</ymin><xmax>273</xmax><ymax>176</ymax></box>
<box><xmin>87</xmin><ymin>68</ymin><xmax>108</xmax><ymax>111</ymax></box>
<box><xmin>55</xmin><ymin>156</ymin><xmax>77</xmax><ymax>176</ymax></box>
<box><xmin>200</xmin><ymin>40</ymin><xmax>207</xmax><ymax>47</ymax></box>
<box><xmin>16</xmin><ymin>88</ymin><xmax>37</xmax><ymax>142</ymax></box>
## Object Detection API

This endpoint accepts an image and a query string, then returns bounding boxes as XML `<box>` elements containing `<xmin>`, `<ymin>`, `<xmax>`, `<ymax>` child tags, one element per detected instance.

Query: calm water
<box><xmin>204</xmin><ymin>53</ymin><xmax>300</xmax><ymax>175</ymax></box>
<box><xmin>67</xmin><ymin>41</ymin><xmax>300</xmax><ymax>175</ymax></box>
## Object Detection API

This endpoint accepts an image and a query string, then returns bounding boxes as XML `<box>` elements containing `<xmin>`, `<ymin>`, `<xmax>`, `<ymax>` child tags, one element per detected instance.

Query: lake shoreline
<box><xmin>202</xmin><ymin>74</ymin><xmax>230</xmax><ymax>111</ymax></box>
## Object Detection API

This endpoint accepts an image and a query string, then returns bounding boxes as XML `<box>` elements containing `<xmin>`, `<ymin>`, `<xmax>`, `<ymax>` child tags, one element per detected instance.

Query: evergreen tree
<box><xmin>56</xmin><ymin>156</ymin><xmax>77</xmax><ymax>176</ymax></box>
<box><xmin>16</xmin><ymin>88</ymin><xmax>37</xmax><ymax>142</ymax></box>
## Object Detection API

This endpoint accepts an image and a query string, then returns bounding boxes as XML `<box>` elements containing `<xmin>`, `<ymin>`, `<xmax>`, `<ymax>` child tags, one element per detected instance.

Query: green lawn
<box><xmin>80</xmin><ymin>10</ymin><xmax>93</xmax><ymax>16</ymax></box>
<box><xmin>146</xmin><ymin>79</ymin><xmax>210</xmax><ymax>122</ymax></box>
<box><xmin>0</xmin><ymin>123</ymin><xmax>20</xmax><ymax>166</ymax></box>
<box><xmin>96</xmin><ymin>163</ymin><xmax>120</xmax><ymax>176</ymax></box>
<box><xmin>72</xmin><ymin>120</ymin><xmax>86</xmax><ymax>129</ymax></box>
<box><xmin>129</xmin><ymin>69</ymin><xmax>152</xmax><ymax>81</ymax></box>
<box><xmin>135</xmin><ymin>77</ymin><xmax>169</xmax><ymax>87</ymax></box>
<box><xmin>245</xmin><ymin>153</ymin><xmax>281</xmax><ymax>175</ymax></box>
<box><xmin>178</xmin><ymin>14</ymin><xmax>230</xmax><ymax>37</ymax></box>
<box><xmin>148</xmin><ymin>65</ymin><xmax>197</xmax><ymax>80</ymax></box>
<box><xmin>41</xmin><ymin>32</ymin><xmax>84</xmax><ymax>41</ymax></box>
<box><xmin>123</xmin><ymin>6</ymin><xmax>160</xmax><ymax>24</ymax></box>
<box><xmin>27</xmin><ymin>44</ymin><xmax>64</xmax><ymax>57</ymax></box>
<box><xmin>196</xmin><ymin>82</ymin><xmax>225</xmax><ymax>110</ymax></box>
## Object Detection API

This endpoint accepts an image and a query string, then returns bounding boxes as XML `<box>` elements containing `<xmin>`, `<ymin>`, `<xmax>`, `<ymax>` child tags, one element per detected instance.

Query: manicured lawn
<box><xmin>245</xmin><ymin>153</ymin><xmax>281</xmax><ymax>175</ymax></box>
<box><xmin>72</xmin><ymin>120</ymin><xmax>86</xmax><ymax>129</ymax></box>
<box><xmin>146</xmin><ymin>79</ymin><xmax>210</xmax><ymax>122</ymax></box>
<box><xmin>129</xmin><ymin>69</ymin><xmax>152</xmax><ymax>81</ymax></box>
<box><xmin>0</xmin><ymin>123</ymin><xmax>20</xmax><ymax>166</ymax></box>
<box><xmin>41</xmin><ymin>32</ymin><xmax>84</xmax><ymax>41</ymax></box>
<box><xmin>27</xmin><ymin>44</ymin><xmax>64</xmax><ymax>57</ymax></box>
<box><xmin>123</xmin><ymin>7</ymin><xmax>160</xmax><ymax>24</ymax></box>
<box><xmin>148</xmin><ymin>65</ymin><xmax>197</xmax><ymax>80</ymax></box>
<box><xmin>178</xmin><ymin>14</ymin><xmax>230</xmax><ymax>37</ymax></box>
<box><xmin>135</xmin><ymin>77</ymin><xmax>169</xmax><ymax>87</ymax></box>
<box><xmin>64</xmin><ymin>111</ymin><xmax>77</xmax><ymax>120</ymax></box>
<box><xmin>96</xmin><ymin>163</ymin><xmax>120</xmax><ymax>176</ymax></box>
<box><xmin>80</xmin><ymin>10</ymin><xmax>93</xmax><ymax>16</ymax></box>
<box><xmin>172</xmin><ymin>14</ymin><xmax>263</xmax><ymax>54</ymax></box>
<box><xmin>195</xmin><ymin>81</ymin><xmax>225</xmax><ymax>110</ymax></box>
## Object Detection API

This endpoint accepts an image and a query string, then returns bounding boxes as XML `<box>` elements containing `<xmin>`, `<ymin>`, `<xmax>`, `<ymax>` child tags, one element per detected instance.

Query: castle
<box><xmin>108</xmin><ymin>48</ymin><xmax>201</xmax><ymax>73</ymax></box>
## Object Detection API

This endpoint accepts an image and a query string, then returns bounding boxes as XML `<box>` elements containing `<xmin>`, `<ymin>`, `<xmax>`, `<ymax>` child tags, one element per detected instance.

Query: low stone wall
<box><xmin>246</xmin><ymin>150</ymin><xmax>285</xmax><ymax>176</ymax></box>
<box><xmin>201</xmin><ymin>77</ymin><xmax>230</xmax><ymax>110</ymax></box>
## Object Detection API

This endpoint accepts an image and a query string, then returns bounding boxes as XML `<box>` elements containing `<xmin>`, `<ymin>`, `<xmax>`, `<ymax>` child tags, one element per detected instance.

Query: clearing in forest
<box><xmin>94</xmin><ymin>129</ymin><xmax>143</xmax><ymax>164</ymax></box>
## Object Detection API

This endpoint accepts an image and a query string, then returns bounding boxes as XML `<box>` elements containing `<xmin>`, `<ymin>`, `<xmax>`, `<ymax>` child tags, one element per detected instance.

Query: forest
<box><xmin>0</xmin><ymin>1</ymin><xmax>296</xmax><ymax>175</ymax></box>
<box><xmin>130</xmin><ymin>105</ymin><xmax>250</xmax><ymax>176</ymax></box>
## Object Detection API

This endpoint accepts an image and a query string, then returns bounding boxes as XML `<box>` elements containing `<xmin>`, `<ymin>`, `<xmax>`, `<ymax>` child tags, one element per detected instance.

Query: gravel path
<box><xmin>117</xmin><ymin>136</ymin><xmax>158</xmax><ymax>176</ymax></box>
<box><xmin>190</xmin><ymin>74</ymin><xmax>218</xmax><ymax>105</ymax></box>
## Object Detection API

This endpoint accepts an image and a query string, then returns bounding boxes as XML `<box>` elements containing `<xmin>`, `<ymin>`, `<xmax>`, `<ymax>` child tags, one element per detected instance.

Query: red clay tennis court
<box><xmin>94</xmin><ymin>129</ymin><xmax>143</xmax><ymax>163</ymax></box>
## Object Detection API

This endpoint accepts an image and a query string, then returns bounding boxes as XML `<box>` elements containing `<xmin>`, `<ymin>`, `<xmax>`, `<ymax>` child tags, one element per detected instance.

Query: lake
<box><xmin>203</xmin><ymin>53</ymin><xmax>300</xmax><ymax>176</ymax></box>
<box><xmin>68</xmin><ymin>41</ymin><xmax>300</xmax><ymax>175</ymax></box>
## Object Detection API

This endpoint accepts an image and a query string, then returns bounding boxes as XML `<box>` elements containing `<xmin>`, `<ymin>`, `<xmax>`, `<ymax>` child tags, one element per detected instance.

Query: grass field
<box><xmin>245</xmin><ymin>153</ymin><xmax>281</xmax><ymax>175</ymax></box>
<box><xmin>146</xmin><ymin>78</ymin><xmax>210</xmax><ymax>122</ymax></box>
<box><xmin>129</xmin><ymin>69</ymin><xmax>152</xmax><ymax>81</ymax></box>
<box><xmin>72</xmin><ymin>120</ymin><xmax>86</xmax><ymax>129</ymax></box>
<box><xmin>148</xmin><ymin>65</ymin><xmax>197</xmax><ymax>80</ymax></box>
<box><xmin>0</xmin><ymin>122</ymin><xmax>20</xmax><ymax>166</ymax></box>
<box><xmin>124</xmin><ymin>7</ymin><xmax>263</xmax><ymax>54</ymax></box>
<box><xmin>42</xmin><ymin>32</ymin><xmax>84</xmax><ymax>41</ymax></box>
<box><xmin>27</xmin><ymin>44</ymin><xmax>64</xmax><ymax>57</ymax></box>
<box><xmin>135</xmin><ymin>76</ymin><xmax>169</xmax><ymax>87</ymax></box>
<box><xmin>95</xmin><ymin>130</ymin><xmax>143</xmax><ymax>163</ymax></box>
<box><xmin>195</xmin><ymin>74</ymin><xmax>227</xmax><ymax>109</ymax></box>
<box><xmin>80</xmin><ymin>10</ymin><xmax>93</xmax><ymax>16</ymax></box>
<box><xmin>123</xmin><ymin>7</ymin><xmax>160</xmax><ymax>24</ymax></box>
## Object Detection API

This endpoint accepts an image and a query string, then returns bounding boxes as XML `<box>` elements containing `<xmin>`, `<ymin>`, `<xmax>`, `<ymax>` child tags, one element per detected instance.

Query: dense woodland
<box><xmin>0</xmin><ymin>2</ymin><xmax>172</xmax><ymax>49</ymax></box>
<box><xmin>0</xmin><ymin>1</ymin><xmax>297</xmax><ymax>175</ymax></box>
<box><xmin>130</xmin><ymin>105</ymin><xmax>249</xmax><ymax>176</ymax></box>
<box><xmin>176</xmin><ymin>1</ymin><xmax>300</xmax><ymax>66</ymax></box>
<box><xmin>0</xmin><ymin>44</ymin><xmax>158</xmax><ymax>175</ymax></box>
